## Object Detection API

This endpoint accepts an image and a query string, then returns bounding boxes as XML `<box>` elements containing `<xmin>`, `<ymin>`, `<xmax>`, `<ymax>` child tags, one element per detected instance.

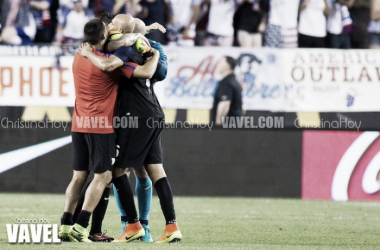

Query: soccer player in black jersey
<box><xmin>80</xmin><ymin>14</ymin><xmax>182</xmax><ymax>243</ymax></box>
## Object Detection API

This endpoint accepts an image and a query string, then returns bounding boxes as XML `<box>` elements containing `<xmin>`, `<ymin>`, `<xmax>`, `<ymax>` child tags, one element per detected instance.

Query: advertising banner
<box><xmin>156</xmin><ymin>47</ymin><xmax>286</xmax><ymax>111</ymax></box>
<box><xmin>0</xmin><ymin>56</ymin><xmax>75</xmax><ymax>107</ymax></box>
<box><xmin>284</xmin><ymin>49</ymin><xmax>380</xmax><ymax>112</ymax></box>
<box><xmin>1</xmin><ymin>46</ymin><xmax>380</xmax><ymax>112</ymax></box>
<box><xmin>302</xmin><ymin>130</ymin><xmax>380</xmax><ymax>201</ymax></box>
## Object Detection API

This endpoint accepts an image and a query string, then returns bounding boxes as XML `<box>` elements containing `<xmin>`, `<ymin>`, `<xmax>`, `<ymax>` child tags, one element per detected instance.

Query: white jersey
<box><xmin>63</xmin><ymin>11</ymin><xmax>90</xmax><ymax>39</ymax></box>
<box><xmin>268</xmin><ymin>0</ymin><xmax>299</xmax><ymax>28</ymax></box>
<box><xmin>170</xmin><ymin>0</ymin><xmax>198</xmax><ymax>28</ymax></box>
<box><xmin>207</xmin><ymin>0</ymin><xmax>235</xmax><ymax>37</ymax></box>
<box><xmin>327</xmin><ymin>0</ymin><xmax>343</xmax><ymax>34</ymax></box>
<box><xmin>298</xmin><ymin>0</ymin><xmax>327</xmax><ymax>37</ymax></box>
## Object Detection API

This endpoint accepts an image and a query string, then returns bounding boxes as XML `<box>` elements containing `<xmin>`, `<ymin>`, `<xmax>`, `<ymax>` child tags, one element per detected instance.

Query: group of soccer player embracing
<box><xmin>57</xmin><ymin>12</ymin><xmax>182</xmax><ymax>243</ymax></box>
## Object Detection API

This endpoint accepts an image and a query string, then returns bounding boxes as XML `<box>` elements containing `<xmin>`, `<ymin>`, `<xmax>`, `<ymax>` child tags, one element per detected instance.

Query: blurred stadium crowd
<box><xmin>0</xmin><ymin>0</ymin><xmax>377</xmax><ymax>49</ymax></box>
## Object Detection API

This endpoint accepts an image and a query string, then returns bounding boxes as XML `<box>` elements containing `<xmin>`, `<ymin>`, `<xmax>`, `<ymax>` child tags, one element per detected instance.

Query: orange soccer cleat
<box><xmin>156</xmin><ymin>223</ymin><xmax>182</xmax><ymax>243</ymax></box>
<box><xmin>113</xmin><ymin>221</ymin><xmax>145</xmax><ymax>243</ymax></box>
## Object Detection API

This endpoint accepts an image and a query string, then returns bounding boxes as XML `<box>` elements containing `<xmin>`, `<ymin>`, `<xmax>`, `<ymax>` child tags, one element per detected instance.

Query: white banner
<box><xmin>284</xmin><ymin>49</ymin><xmax>380</xmax><ymax>112</ymax></box>
<box><xmin>1</xmin><ymin>47</ymin><xmax>380</xmax><ymax>112</ymax></box>
<box><xmin>155</xmin><ymin>47</ymin><xmax>287</xmax><ymax>111</ymax></box>
<box><xmin>0</xmin><ymin>56</ymin><xmax>75</xmax><ymax>107</ymax></box>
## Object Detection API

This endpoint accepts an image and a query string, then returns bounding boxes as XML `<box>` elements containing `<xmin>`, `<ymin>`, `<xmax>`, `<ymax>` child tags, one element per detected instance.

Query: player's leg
<box><xmin>112</xmin><ymin>167</ymin><xmax>145</xmax><ymax>243</ymax></box>
<box><xmin>88</xmin><ymin>182</ymin><xmax>114</xmax><ymax>242</ymax></box>
<box><xmin>142</xmin><ymin>118</ymin><xmax>181</xmax><ymax>243</ymax></box>
<box><xmin>113</xmin><ymin>168</ymin><xmax>131</xmax><ymax>234</ymax></box>
<box><xmin>145</xmin><ymin>163</ymin><xmax>182</xmax><ymax>243</ymax></box>
<box><xmin>59</xmin><ymin>170</ymin><xmax>89</xmax><ymax>241</ymax></box>
<box><xmin>72</xmin><ymin>180</ymin><xmax>114</xmax><ymax>242</ymax></box>
<box><xmin>73</xmin><ymin>181</ymin><xmax>91</xmax><ymax>223</ymax></box>
<box><xmin>69</xmin><ymin>133</ymin><xmax>114</xmax><ymax>242</ymax></box>
<box><xmin>70</xmin><ymin>170</ymin><xmax>112</xmax><ymax>242</ymax></box>
<box><xmin>134</xmin><ymin>167</ymin><xmax>153</xmax><ymax>242</ymax></box>
<box><xmin>59</xmin><ymin>132</ymin><xmax>90</xmax><ymax>241</ymax></box>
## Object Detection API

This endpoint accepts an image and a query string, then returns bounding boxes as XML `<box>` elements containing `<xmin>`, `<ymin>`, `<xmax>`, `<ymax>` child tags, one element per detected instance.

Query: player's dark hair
<box><xmin>99</xmin><ymin>12</ymin><xmax>116</xmax><ymax>25</ymax></box>
<box><xmin>83</xmin><ymin>18</ymin><xmax>105</xmax><ymax>46</ymax></box>
<box><xmin>225</xmin><ymin>56</ymin><xmax>237</xmax><ymax>70</ymax></box>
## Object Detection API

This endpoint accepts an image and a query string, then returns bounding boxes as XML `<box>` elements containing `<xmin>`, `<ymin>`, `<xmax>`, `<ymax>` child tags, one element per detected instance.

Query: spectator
<box><xmin>194</xmin><ymin>0</ymin><xmax>210</xmax><ymax>46</ymax></box>
<box><xmin>264</xmin><ymin>0</ymin><xmax>299</xmax><ymax>48</ymax></box>
<box><xmin>168</xmin><ymin>0</ymin><xmax>202</xmax><ymax>46</ymax></box>
<box><xmin>211</xmin><ymin>56</ymin><xmax>242</xmax><ymax>125</ymax></box>
<box><xmin>350</xmin><ymin>0</ymin><xmax>370</xmax><ymax>48</ymax></box>
<box><xmin>233</xmin><ymin>0</ymin><xmax>265</xmax><ymax>47</ymax></box>
<box><xmin>0</xmin><ymin>0</ymin><xmax>36</xmax><ymax>45</ymax></box>
<box><xmin>54</xmin><ymin>0</ymin><xmax>94</xmax><ymax>46</ymax></box>
<box><xmin>298</xmin><ymin>0</ymin><xmax>331</xmax><ymax>48</ymax></box>
<box><xmin>50</xmin><ymin>0</ymin><xmax>60</xmax><ymax>43</ymax></box>
<box><xmin>112</xmin><ymin>0</ymin><xmax>139</xmax><ymax>15</ymax></box>
<box><xmin>90</xmin><ymin>0</ymin><xmax>115</xmax><ymax>16</ymax></box>
<box><xmin>139</xmin><ymin>0</ymin><xmax>169</xmax><ymax>44</ymax></box>
<box><xmin>205</xmin><ymin>0</ymin><xmax>236</xmax><ymax>46</ymax></box>
<box><xmin>30</xmin><ymin>0</ymin><xmax>52</xmax><ymax>43</ymax></box>
<box><xmin>367</xmin><ymin>0</ymin><xmax>380</xmax><ymax>48</ymax></box>
<box><xmin>326</xmin><ymin>0</ymin><xmax>355</xmax><ymax>49</ymax></box>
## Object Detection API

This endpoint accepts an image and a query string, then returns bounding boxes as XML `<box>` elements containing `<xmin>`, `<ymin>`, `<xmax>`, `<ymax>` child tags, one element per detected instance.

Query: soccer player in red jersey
<box><xmin>58</xmin><ymin>17</ymin><xmax>160</xmax><ymax>243</ymax></box>
<box><xmin>80</xmin><ymin>14</ymin><xmax>182</xmax><ymax>243</ymax></box>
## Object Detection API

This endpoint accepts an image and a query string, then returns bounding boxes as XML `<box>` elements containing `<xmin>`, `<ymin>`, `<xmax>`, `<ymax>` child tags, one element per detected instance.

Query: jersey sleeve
<box><xmin>120</xmin><ymin>62</ymin><xmax>138</xmax><ymax>79</ymax></box>
<box><xmin>218</xmin><ymin>82</ymin><xmax>233</xmax><ymax>101</ymax></box>
<box><xmin>150</xmin><ymin>40</ymin><xmax>167</xmax><ymax>81</ymax></box>
<box><xmin>113</xmin><ymin>46</ymin><xmax>134</xmax><ymax>65</ymax></box>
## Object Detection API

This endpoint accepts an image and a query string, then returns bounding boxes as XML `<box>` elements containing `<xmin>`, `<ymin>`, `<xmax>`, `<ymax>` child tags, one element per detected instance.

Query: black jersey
<box><xmin>211</xmin><ymin>74</ymin><xmax>243</xmax><ymax>122</ymax></box>
<box><xmin>117</xmin><ymin>46</ymin><xmax>165</xmax><ymax>119</ymax></box>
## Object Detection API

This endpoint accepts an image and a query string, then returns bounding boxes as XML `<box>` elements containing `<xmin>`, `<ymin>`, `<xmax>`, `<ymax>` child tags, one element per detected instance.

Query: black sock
<box><xmin>90</xmin><ymin>187</ymin><xmax>110</xmax><ymax>234</ymax></box>
<box><xmin>113</xmin><ymin>174</ymin><xmax>139</xmax><ymax>224</ymax></box>
<box><xmin>140</xmin><ymin>220</ymin><xmax>148</xmax><ymax>226</ymax></box>
<box><xmin>73</xmin><ymin>181</ymin><xmax>91</xmax><ymax>223</ymax></box>
<box><xmin>61</xmin><ymin>212</ymin><xmax>73</xmax><ymax>226</ymax></box>
<box><xmin>76</xmin><ymin>210</ymin><xmax>91</xmax><ymax>229</ymax></box>
<box><xmin>154</xmin><ymin>177</ymin><xmax>176</xmax><ymax>225</ymax></box>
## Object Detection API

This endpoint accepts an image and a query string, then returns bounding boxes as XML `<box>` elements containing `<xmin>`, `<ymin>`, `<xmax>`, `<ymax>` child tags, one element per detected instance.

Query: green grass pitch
<box><xmin>0</xmin><ymin>193</ymin><xmax>379</xmax><ymax>249</ymax></box>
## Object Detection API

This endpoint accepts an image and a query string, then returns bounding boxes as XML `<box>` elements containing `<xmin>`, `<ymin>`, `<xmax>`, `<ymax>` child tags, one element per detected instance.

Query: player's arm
<box><xmin>107</xmin><ymin>33</ymin><xmax>150</xmax><ymax>53</ymax></box>
<box><xmin>215</xmin><ymin>83</ymin><xmax>233</xmax><ymax>125</ymax></box>
<box><xmin>146</xmin><ymin>22</ymin><xmax>167</xmax><ymax>34</ymax></box>
<box><xmin>79</xmin><ymin>43</ymin><xmax>124</xmax><ymax>72</ymax></box>
<box><xmin>79</xmin><ymin>42</ymin><xmax>160</xmax><ymax>79</ymax></box>
<box><xmin>150</xmin><ymin>40</ymin><xmax>167</xmax><ymax>82</ymax></box>
<box><xmin>215</xmin><ymin>101</ymin><xmax>231</xmax><ymax>125</ymax></box>
<box><xmin>131</xmin><ymin>48</ymin><xmax>160</xmax><ymax>79</ymax></box>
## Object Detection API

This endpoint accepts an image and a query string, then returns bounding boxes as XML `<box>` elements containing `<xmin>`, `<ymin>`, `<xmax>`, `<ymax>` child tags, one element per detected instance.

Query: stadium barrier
<box><xmin>0</xmin><ymin>127</ymin><xmax>302</xmax><ymax>197</ymax></box>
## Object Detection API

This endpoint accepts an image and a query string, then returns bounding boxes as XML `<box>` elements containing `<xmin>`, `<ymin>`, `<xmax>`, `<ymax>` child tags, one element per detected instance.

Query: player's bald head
<box><xmin>133</xmin><ymin>18</ymin><xmax>146</xmax><ymax>35</ymax></box>
<box><xmin>114</xmin><ymin>14</ymin><xmax>135</xmax><ymax>33</ymax></box>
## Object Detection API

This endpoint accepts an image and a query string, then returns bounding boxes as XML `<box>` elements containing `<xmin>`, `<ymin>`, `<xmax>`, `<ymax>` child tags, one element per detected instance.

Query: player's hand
<box><xmin>146</xmin><ymin>22</ymin><xmax>166</xmax><ymax>33</ymax></box>
<box><xmin>139</xmin><ymin>34</ymin><xmax>151</xmax><ymax>48</ymax></box>
<box><xmin>151</xmin><ymin>47</ymin><xmax>160</xmax><ymax>57</ymax></box>
<box><xmin>79</xmin><ymin>42</ymin><xmax>93</xmax><ymax>57</ymax></box>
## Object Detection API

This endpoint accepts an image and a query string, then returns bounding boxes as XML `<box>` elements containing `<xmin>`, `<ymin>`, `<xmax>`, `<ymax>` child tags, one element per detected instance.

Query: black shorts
<box><xmin>115</xmin><ymin>118</ymin><xmax>164</xmax><ymax>168</ymax></box>
<box><xmin>72</xmin><ymin>132</ymin><xmax>116</xmax><ymax>173</ymax></box>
